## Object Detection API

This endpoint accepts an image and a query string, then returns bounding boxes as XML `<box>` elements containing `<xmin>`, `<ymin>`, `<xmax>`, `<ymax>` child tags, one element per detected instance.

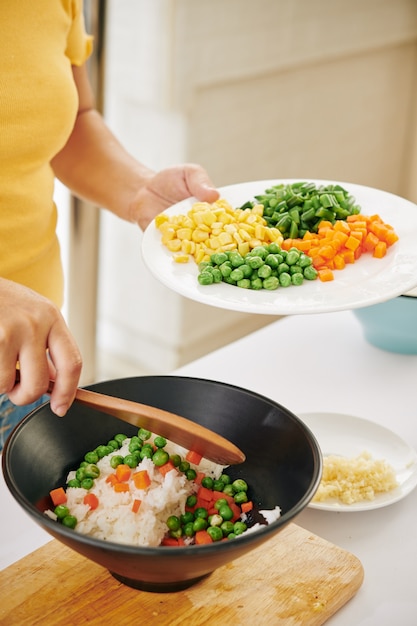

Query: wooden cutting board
<box><xmin>0</xmin><ymin>523</ymin><xmax>363</xmax><ymax>625</ymax></box>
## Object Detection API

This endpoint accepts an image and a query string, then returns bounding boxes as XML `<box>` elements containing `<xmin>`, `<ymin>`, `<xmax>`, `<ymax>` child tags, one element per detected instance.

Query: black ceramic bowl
<box><xmin>2</xmin><ymin>376</ymin><xmax>321</xmax><ymax>592</ymax></box>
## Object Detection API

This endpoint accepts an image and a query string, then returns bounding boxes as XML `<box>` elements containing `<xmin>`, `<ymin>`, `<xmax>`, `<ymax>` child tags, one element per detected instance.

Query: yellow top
<box><xmin>0</xmin><ymin>1</ymin><xmax>93</xmax><ymax>306</ymax></box>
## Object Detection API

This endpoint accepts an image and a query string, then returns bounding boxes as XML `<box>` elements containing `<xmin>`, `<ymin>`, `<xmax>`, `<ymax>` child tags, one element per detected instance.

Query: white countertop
<box><xmin>1</xmin><ymin>310</ymin><xmax>417</xmax><ymax>625</ymax></box>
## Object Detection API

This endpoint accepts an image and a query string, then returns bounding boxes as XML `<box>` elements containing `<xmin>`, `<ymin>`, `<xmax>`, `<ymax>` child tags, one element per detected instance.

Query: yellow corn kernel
<box><xmin>249</xmin><ymin>239</ymin><xmax>263</xmax><ymax>249</ymax></box>
<box><xmin>181</xmin><ymin>240</ymin><xmax>195</xmax><ymax>254</ymax></box>
<box><xmin>176</xmin><ymin>227</ymin><xmax>193</xmax><ymax>240</ymax></box>
<box><xmin>255</xmin><ymin>225</ymin><xmax>266</xmax><ymax>240</ymax></box>
<box><xmin>252</xmin><ymin>204</ymin><xmax>264</xmax><ymax>216</ymax></box>
<box><xmin>166</xmin><ymin>239</ymin><xmax>182</xmax><ymax>252</ymax></box>
<box><xmin>218</xmin><ymin>231</ymin><xmax>234</xmax><ymax>245</ymax></box>
<box><xmin>191</xmin><ymin>229</ymin><xmax>209</xmax><ymax>243</ymax></box>
<box><xmin>238</xmin><ymin>242</ymin><xmax>250</xmax><ymax>256</ymax></box>
<box><xmin>238</xmin><ymin>228</ymin><xmax>252</xmax><ymax>242</ymax></box>
<box><xmin>208</xmin><ymin>236</ymin><xmax>220</xmax><ymax>250</ymax></box>
<box><xmin>161</xmin><ymin>228</ymin><xmax>177</xmax><ymax>244</ymax></box>
<box><xmin>155</xmin><ymin>214</ymin><xmax>169</xmax><ymax>227</ymax></box>
<box><xmin>174</xmin><ymin>254</ymin><xmax>190</xmax><ymax>263</ymax></box>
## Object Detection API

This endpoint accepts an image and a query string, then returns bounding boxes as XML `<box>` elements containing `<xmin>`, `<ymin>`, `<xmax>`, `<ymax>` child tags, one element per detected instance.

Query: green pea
<box><xmin>240</xmin><ymin>263</ymin><xmax>253</xmax><ymax>278</ymax></box>
<box><xmin>232</xmin><ymin>479</ymin><xmax>248</xmax><ymax>493</ymax></box>
<box><xmin>79</xmin><ymin>461</ymin><xmax>88</xmax><ymax>468</ymax></box>
<box><xmin>299</xmin><ymin>253</ymin><xmax>312</xmax><ymax>268</ymax></box>
<box><xmin>289</xmin><ymin>264</ymin><xmax>302</xmax><ymax>275</ymax></box>
<box><xmin>268</xmin><ymin>242</ymin><xmax>281</xmax><ymax>254</ymax></box>
<box><xmin>234</xmin><ymin>491</ymin><xmax>248</xmax><ymax>505</ymax></box>
<box><xmin>186</xmin><ymin>494</ymin><xmax>197</xmax><ymax>508</ymax></box>
<box><xmin>263</xmin><ymin>276</ymin><xmax>279</xmax><ymax>290</ymax></box>
<box><xmin>219</xmin><ymin>474</ymin><xmax>231</xmax><ymax>485</ymax></box>
<box><xmin>251</xmin><ymin>246</ymin><xmax>268</xmax><ymax>259</ymax></box>
<box><xmin>170</xmin><ymin>454</ymin><xmax>182</xmax><ymax>467</ymax></box>
<box><xmin>140</xmin><ymin>447</ymin><xmax>153</xmax><ymax>460</ymax></box>
<box><xmin>138</xmin><ymin>428</ymin><xmax>152</xmax><ymax>441</ymax></box>
<box><xmin>258</xmin><ymin>264</ymin><xmax>272</xmax><ymax>279</ymax></box>
<box><xmin>123</xmin><ymin>454</ymin><xmax>139</xmax><ymax>468</ymax></box>
<box><xmin>179</xmin><ymin>461</ymin><xmax>190</xmax><ymax>473</ymax></box>
<box><xmin>110</xmin><ymin>455</ymin><xmax>124</xmax><ymax>469</ymax></box>
<box><xmin>211</xmin><ymin>268</ymin><xmax>223</xmax><ymax>283</ymax></box>
<box><xmin>114</xmin><ymin>434</ymin><xmax>127</xmax><ymax>447</ymax></box>
<box><xmin>207</xmin><ymin>526</ymin><xmax>223</xmax><ymax>542</ymax></box>
<box><xmin>286</xmin><ymin>250</ymin><xmax>300</xmax><ymax>265</ymax></box>
<box><xmin>180</xmin><ymin>512</ymin><xmax>194</xmax><ymax>525</ymax></box>
<box><xmin>214</xmin><ymin>498</ymin><xmax>228</xmax><ymax>511</ymax></box>
<box><xmin>233</xmin><ymin>521</ymin><xmax>247</xmax><ymax>535</ymax></box>
<box><xmin>54</xmin><ymin>505</ymin><xmax>69</xmax><ymax>520</ymax></box>
<box><xmin>291</xmin><ymin>272</ymin><xmax>304</xmax><ymax>286</ymax></box>
<box><xmin>201</xmin><ymin>476</ymin><xmax>214</xmax><ymax>489</ymax></box>
<box><xmin>279</xmin><ymin>272</ymin><xmax>292</xmax><ymax>287</ymax></box>
<box><xmin>229</xmin><ymin>252</ymin><xmax>245</xmax><ymax>267</ymax></box>
<box><xmin>250</xmin><ymin>277</ymin><xmax>263</xmax><ymax>290</ymax></box>
<box><xmin>81</xmin><ymin>478</ymin><xmax>94</xmax><ymax>490</ymax></box>
<box><xmin>304</xmin><ymin>266</ymin><xmax>318</xmax><ymax>280</ymax></box>
<box><xmin>170</xmin><ymin>527</ymin><xmax>183</xmax><ymax>539</ymax></box>
<box><xmin>218</xmin><ymin>504</ymin><xmax>233</xmax><ymax>521</ymax></box>
<box><xmin>183</xmin><ymin>522</ymin><xmax>195</xmax><ymax>537</ymax></box>
<box><xmin>219</xmin><ymin>262</ymin><xmax>232</xmax><ymax>278</ymax></box>
<box><xmin>166</xmin><ymin>515</ymin><xmax>181</xmax><ymax>531</ymax></box>
<box><xmin>198</xmin><ymin>272</ymin><xmax>213</xmax><ymax>285</ymax></box>
<box><xmin>75</xmin><ymin>467</ymin><xmax>86</xmax><ymax>482</ymax></box>
<box><xmin>278</xmin><ymin>262</ymin><xmax>289</xmax><ymax>274</ymax></box>
<box><xmin>220</xmin><ymin>520</ymin><xmax>235</xmax><ymax>536</ymax></box>
<box><xmin>186</xmin><ymin>469</ymin><xmax>197</xmax><ymax>481</ymax></box>
<box><xmin>84</xmin><ymin>451</ymin><xmax>99</xmax><ymax>464</ymax></box>
<box><xmin>83</xmin><ymin>464</ymin><xmax>100</xmax><ymax>479</ymax></box>
<box><xmin>194</xmin><ymin>507</ymin><xmax>208</xmax><ymax>519</ymax></box>
<box><xmin>152</xmin><ymin>449</ymin><xmax>170</xmax><ymax>466</ymax></box>
<box><xmin>222</xmin><ymin>484</ymin><xmax>234</xmax><ymax>497</ymax></box>
<box><xmin>154</xmin><ymin>436</ymin><xmax>167</xmax><ymax>448</ymax></box>
<box><xmin>247</xmin><ymin>255</ymin><xmax>264</xmax><ymax>269</ymax></box>
<box><xmin>62</xmin><ymin>515</ymin><xmax>77</xmax><ymax>529</ymax></box>
<box><xmin>212</xmin><ymin>479</ymin><xmax>224</xmax><ymax>491</ymax></box>
<box><xmin>227</xmin><ymin>533</ymin><xmax>237</xmax><ymax>540</ymax></box>
<box><xmin>237</xmin><ymin>278</ymin><xmax>251</xmax><ymax>289</ymax></box>
<box><xmin>95</xmin><ymin>445</ymin><xmax>112</xmax><ymax>459</ymax></box>
<box><xmin>193</xmin><ymin>517</ymin><xmax>208</xmax><ymax>532</ymax></box>
<box><xmin>66</xmin><ymin>478</ymin><xmax>81</xmax><ymax>489</ymax></box>
<box><xmin>211</xmin><ymin>252</ymin><xmax>228</xmax><ymax>265</ymax></box>
<box><xmin>265</xmin><ymin>254</ymin><xmax>279</xmax><ymax>268</ymax></box>
<box><xmin>230</xmin><ymin>268</ymin><xmax>244</xmax><ymax>282</ymax></box>
<box><xmin>107</xmin><ymin>439</ymin><xmax>119</xmax><ymax>451</ymax></box>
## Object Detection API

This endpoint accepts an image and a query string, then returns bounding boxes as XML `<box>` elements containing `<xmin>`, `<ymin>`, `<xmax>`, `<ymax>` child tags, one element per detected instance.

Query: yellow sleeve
<box><xmin>65</xmin><ymin>0</ymin><xmax>94</xmax><ymax>66</ymax></box>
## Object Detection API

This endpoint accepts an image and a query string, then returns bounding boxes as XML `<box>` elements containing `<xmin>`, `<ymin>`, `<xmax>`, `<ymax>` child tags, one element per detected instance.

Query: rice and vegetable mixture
<box><xmin>46</xmin><ymin>428</ymin><xmax>280</xmax><ymax>547</ymax></box>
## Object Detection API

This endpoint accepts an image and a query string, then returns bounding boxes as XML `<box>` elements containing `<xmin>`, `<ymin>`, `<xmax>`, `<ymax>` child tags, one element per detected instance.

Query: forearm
<box><xmin>51</xmin><ymin>109</ymin><xmax>154</xmax><ymax>223</ymax></box>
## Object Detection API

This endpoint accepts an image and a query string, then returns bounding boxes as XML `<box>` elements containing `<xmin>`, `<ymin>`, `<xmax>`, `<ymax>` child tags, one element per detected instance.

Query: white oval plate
<box><xmin>141</xmin><ymin>179</ymin><xmax>417</xmax><ymax>315</ymax></box>
<box><xmin>300</xmin><ymin>411</ymin><xmax>417</xmax><ymax>512</ymax></box>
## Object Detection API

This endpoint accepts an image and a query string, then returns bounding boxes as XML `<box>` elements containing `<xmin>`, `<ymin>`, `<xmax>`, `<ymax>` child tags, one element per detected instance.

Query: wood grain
<box><xmin>0</xmin><ymin>524</ymin><xmax>363</xmax><ymax>625</ymax></box>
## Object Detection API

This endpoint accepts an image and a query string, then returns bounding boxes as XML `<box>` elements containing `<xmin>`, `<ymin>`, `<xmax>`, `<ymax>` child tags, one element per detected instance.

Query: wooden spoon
<box><xmin>15</xmin><ymin>371</ymin><xmax>245</xmax><ymax>465</ymax></box>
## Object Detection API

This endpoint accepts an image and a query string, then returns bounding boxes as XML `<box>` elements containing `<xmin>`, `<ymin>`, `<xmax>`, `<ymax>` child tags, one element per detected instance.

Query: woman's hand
<box><xmin>0</xmin><ymin>278</ymin><xmax>82</xmax><ymax>416</ymax></box>
<box><xmin>129</xmin><ymin>164</ymin><xmax>220</xmax><ymax>230</ymax></box>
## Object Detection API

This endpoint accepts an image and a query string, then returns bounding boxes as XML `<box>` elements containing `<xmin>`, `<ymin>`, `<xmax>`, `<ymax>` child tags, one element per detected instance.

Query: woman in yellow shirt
<box><xmin>0</xmin><ymin>1</ymin><xmax>218</xmax><ymax>449</ymax></box>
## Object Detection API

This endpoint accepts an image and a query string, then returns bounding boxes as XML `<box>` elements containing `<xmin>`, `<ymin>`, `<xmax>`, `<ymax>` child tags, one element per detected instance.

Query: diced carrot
<box><xmin>161</xmin><ymin>536</ymin><xmax>179</xmax><ymax>547</ymax></box>
<box><xmin>318</xmin><ymin>268</ymin><xmax>334</xmax><ymax>282</ymax></box>
<box><xmin>83</xmin><ymin>493</ymin><xmax>99</xmax><ymax>510</ymax></box>
<box><xmin>195</xmin><ymin>472</ymin><xmax>206</xmax><ymax>485</ymax></box>
<box><xmin>113</xmin><ymin>482</ymin><xmax>130</xmax><ymax>493</ymax></box>
<box><xmin>364</xmin><ymin>231</ymin><xmax>379</xmax><ymax>252</ymax></box>
<box><xmin>230</xmin><ymin>503</ymin><xmax>242</xmax><ymax>522</ymax></box>
<box><xmin>158</xmin><ymin>461</ymin><xmax>176</xmax><ymax>477</ymax></box>
<box><xmin>241</xmin><ymin>501</ymin><xmax>253</xmax><ymax>513</ymax></box>
<box><xmin>132</xmin><ymin>469</ymin><xmax>151</xmax><ymax>490</ymax></box>
<box><xmin>345</xmin><ymin>235</ymin><xmax>361</xmax><ymax>251</ymax></box>
<box><xmin>105</xmin><ymin>474</ymin><xmax>119</xmax><ymax>486</ymax></box>
<box><xmin>197</xmin><ymin>486</ymin><xmax>214</xmax><ymax>502</ymax></box>
<box><xmin>333</xmin><ymin>220</ymin><xmax>350</xmax><ymax>234</ymax></box>
<box><xmin>333</xmin><ymin>254</ymin><xmax>346</xmax><ymax>270</ymax></box>
<box><xmin>195</xmin><ymin>530</ymin><xmax>213</xmax><ymax>545</ymax></box>
<box><xmin>50</xmin><ymin>487</ymin><xmax>67</xmax><ymax>506</ymax></box>
<box><xmin>373</xmin><ymin>241</ymin><xmax>387</xmax><ymax>258</ymax></box>
<box><xmin>186</xmin><ymin>450</ymin><xmax>203</xmax><ymax>465</ymax></box>
<box><xmin>131</xmin><ymin>499</ymin><xmax>142</xmax><ymax>513</ymax></box>
<box><xmin>115</xmin><ymin>464</ymin><xmax>131</xmax><ymax>482</ymax></box>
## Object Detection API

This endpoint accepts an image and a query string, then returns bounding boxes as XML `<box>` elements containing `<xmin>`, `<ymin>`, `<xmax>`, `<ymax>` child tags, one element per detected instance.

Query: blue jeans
<box><xmin>0</xmin><ymin>394</ymin><xmax>49</xmax><ymax>451</ymax></box>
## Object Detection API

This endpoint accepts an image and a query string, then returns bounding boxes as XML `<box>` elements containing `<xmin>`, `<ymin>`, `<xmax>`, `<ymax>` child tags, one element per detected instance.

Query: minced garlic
<box><xmin>313</xmin><ymin>451</ymin><xmax>398</xmax><ymax>505</ymax></box>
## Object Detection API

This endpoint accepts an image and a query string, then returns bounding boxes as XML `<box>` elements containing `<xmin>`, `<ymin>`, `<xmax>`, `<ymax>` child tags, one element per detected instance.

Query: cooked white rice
<box><xmin>47</xmin><ymin>437</ymin><xmax>225</xmax><ymax>547</ymax></box>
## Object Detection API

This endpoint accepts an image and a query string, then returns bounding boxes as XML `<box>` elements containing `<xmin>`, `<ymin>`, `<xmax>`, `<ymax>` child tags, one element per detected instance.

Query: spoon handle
<box><xmin>15</xmin><ymin>370</ymin><xmax>245</xmax><ymax>465</ymax></box>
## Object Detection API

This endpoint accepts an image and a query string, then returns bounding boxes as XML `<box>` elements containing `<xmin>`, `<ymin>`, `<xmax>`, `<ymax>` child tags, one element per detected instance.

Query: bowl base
<box><xmin>110</xmin><ymin>570</ymin><xmax>211</xmax><ymax>592</ymax></box>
